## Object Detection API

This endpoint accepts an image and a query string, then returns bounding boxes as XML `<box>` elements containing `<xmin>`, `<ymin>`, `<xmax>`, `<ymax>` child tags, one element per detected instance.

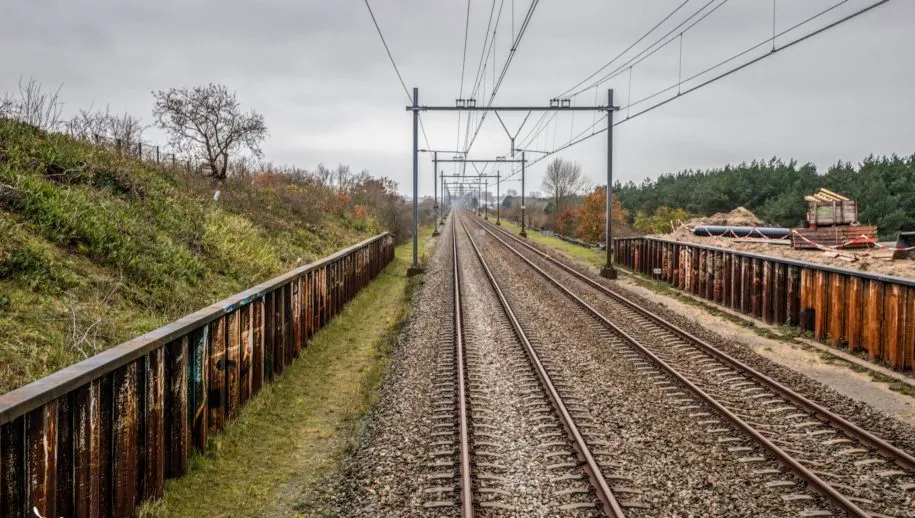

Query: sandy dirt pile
<box><xmin>683</xmin><ymin>207</ymin><xmax>764</xmax><ymax>228</ymax></box>
<box><xmin>657</xmin><ymin>207</ymin><xmax>913</xmax><ymax>279</ymax></box>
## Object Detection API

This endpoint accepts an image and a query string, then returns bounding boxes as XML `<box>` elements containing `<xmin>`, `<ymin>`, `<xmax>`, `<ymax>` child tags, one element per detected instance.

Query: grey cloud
<box><xmin>1</xmin><ymin>0</ymin><xmax>913</xmax><ymax>197</ymax></box>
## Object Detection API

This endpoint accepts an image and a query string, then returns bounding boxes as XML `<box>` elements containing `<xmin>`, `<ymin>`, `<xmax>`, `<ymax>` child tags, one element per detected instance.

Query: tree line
<box><xmin>615</xmin><ymin>156</ymin><xmax>915</xmax><ymax>239</ymax></box>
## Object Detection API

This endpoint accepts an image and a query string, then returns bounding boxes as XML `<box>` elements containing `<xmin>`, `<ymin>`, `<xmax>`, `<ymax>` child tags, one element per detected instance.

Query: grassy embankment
<box><xmin>0</xmin><ymin>118</ymin><xmax>380</xmax><ymax>393</ymax></box>
<box><xmin>497</xmin><ymin>218</ymin><xmax>605</xmax><ymax>269</ymax></box>
<box><xmin>140</xmin><ymin>231</ymin><xmax>432</xmax><ymax>517</ymax></box>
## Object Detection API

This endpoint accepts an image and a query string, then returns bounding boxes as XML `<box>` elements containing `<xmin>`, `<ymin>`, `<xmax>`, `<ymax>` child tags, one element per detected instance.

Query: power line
<box><xmin>362</xmin><ymin>0</ymin><xmax>431</xmax><ymax>148</ymax></box>
<box><xmin>505</xmin><ymin>0</ymin><xmax>890</xmax><ymax>178</ymax></box>
<box><xmin>515</xmin><ymin>0</ymin><xmax>715</xmax><ymax>150</ymax></box>
<box><xmin>568</xmin><ymin>0</ymin><xmax>731</xmax><ymax>98</ymax></box>
<box><xmin>463</xmin><ymin>0</ymin><xmax>542</xmax><ymax>154</ymax></box>
<box><xmin>557</xmin><ymin>0</ymin><xmax>694</xmax><ymax>99</ymax></box>
<box><xmin>456</xmin><ymin>0</ymin><xmax>472</xmax><ymax>152</ymax></box>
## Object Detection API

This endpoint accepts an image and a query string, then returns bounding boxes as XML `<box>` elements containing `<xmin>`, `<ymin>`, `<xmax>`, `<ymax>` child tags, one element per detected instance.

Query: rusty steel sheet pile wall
<box><xmin>0</xmin><ymin>232</ymin><xmax>395</xmax><ymax>518</ymax></box>
<box><xmin>614</xmin><ymin>237</ymin><xmax>915</xmax><ymax>372</ymax></box>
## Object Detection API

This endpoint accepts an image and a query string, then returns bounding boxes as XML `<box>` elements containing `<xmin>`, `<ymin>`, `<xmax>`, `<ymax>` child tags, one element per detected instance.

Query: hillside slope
<box><xmin>0</xmin><ymin>119</ymin><xmax>379</xmax><ymax>393</ymax></box>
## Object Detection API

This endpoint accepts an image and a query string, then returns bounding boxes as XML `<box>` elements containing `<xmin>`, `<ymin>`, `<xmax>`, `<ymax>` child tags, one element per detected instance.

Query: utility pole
<box><xmin>600</xmin><ymin>89</ymin><xmax>619</xmax><ymax>280</ymax></box>
<box><xmin>432</xmin><ymin>151</ymin><xmax>440</xmax><ymax>237</ymax></box>
<box><xmin>440</xmin><ymin>170</ymin><xmax>446</xmax><ymax>224</ymax></box>
<box><xmin>496</xmin><ymin>170</ymin><xmax>501</xmax><ymax>225</ymax></box>
<box><xmin>484</xmin><ymin>177</ymin><xmax>489</xmax><ymax>220</ymax></box>
<box><xmin>408</xmin><ymin>87</ymin><xmax>422</xmax><ymax>276</ymax></box>
<box><xmin>520</xmin><ymin>152</ymin><xmax>527</xmax><ymax>237</ymax></box>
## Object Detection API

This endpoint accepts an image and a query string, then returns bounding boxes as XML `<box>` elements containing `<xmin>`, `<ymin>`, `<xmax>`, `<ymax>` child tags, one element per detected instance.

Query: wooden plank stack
<box><xmin>804</xmin><ymin>188</ymin><xmax>858</xmax><ymax>227</ymax></box>
<box><xmin>793</xmin><ymin>188</ymin><xmax>875</xmax><ymax>249</ymax></box>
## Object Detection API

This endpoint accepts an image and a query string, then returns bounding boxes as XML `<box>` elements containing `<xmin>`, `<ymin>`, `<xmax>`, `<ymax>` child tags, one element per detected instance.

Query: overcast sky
<box><xmin>2</xmin><ymin>0</ymin><xmax>912</xmax><ymax>197</ymax></box>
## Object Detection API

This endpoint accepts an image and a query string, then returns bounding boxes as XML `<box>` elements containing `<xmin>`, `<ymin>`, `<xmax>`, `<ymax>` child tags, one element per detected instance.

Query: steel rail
<box><xmin>468</xmin><ymin>213</ymin><xmax>869</xmax><ymax>517</ymax></box>
<box><xmin>456</xmin><ymin>212</ymin><xmax>626</xmax><ymax>518</ymax></box>
<box><xmin>485</xmin><ymin>219</ymin><xmax>915</xmax><ymax>472</ymax></box>
<box><xmin>451</xmin><ymin>216</ymin><xmax>475</xmax><ymax>517</ymax></box>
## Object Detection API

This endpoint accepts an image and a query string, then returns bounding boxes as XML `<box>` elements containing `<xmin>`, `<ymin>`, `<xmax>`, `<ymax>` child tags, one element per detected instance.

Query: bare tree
<box><xmin>541</xmin><ymin>157</ymin><xmax>589</xmax><ymax>213</ymax></box>
<box><xmin>152</xmin><ymin>84</ymin><xmax>267</xmax><ymax>180</ymax></box>
<box><xmin>2</xmin><ymin>77</ymin><xmax>64</xmax><ymax>130</ymax></box>
<box><xmin>67</xmin><ymin>108</ymin><xmax>108</xmax><ymax>141</ymax></box>
<box><xmin>68</xmin><ymin>106</ymin><xmax>146</xmax><ymax>148</ymax></box>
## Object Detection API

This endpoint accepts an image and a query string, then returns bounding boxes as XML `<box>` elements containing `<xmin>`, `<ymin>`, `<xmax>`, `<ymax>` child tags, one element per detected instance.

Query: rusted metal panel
<box><xmin>729</xmin><ymin>253</ymin><xmax>738</xmax><ymax>309</ymax></box>
<box><xmin>827</xmin><ymin>273</ymin><xmax>846</xmax><ymax>346</ymax></box>
<box><xmin>56</xmin><ymin>396</ymin><xmax>73</xmax><ymax>517</ymax></box>
<box><xmin>265</xmin><ymin>290</ymin><xmax>277</xmax><ymax>379</ymax></box>
<box><xmin>112</xmin><ymin>363</ymin><xmax>138</xmax><ymax>517</ymax></box>
<box><xmin>292</xmin><ymin>279</ymin><xmax>302</xmax><ymax>355</ymax></box>
<box><xmin>799</xmin><ymin>269</ymin><xmax>814</xmax><ymax>331</ymax></box>
<box><xmin>284</xmin><ymin>283</ymin><xmax>294</xmax><ymax>365</ymax></box>
<box><xmin>165</xmin><ymin>337</ymin><xmax>188</xmax><ymax>477</ymax></box>
<box><xmin>773</xmin><ymin>264</ymin><xmax>786</xmax><ymax>324</ymax></box>
<box><xmin>813</xmin><ymin>270</ymin><xmax>829</xmax><ymax>340</ymax></box>
<box><xmin>0</xmin><ymin>233</ymin><xmax>397</xmax><ymax>518</ymax></box>
<box><xmin>143</xmin><ymin>348</ymin><xmax>165</xmax><ymax>500</ymax></box>
<box><xmin>751</xmin><ymin>259</ymin><xmax>763</xmax><ymax>318</ymax></box>
<box><xmin>274</xmin><ymin>287</ymin><xmax>286</xmax><ymax>374</ymax></box>
<box><xmin>692</xmin><ymin>247</ymin><xmax>701</xmax><ymax>296</ymax></box>
<box><xmin>905</xmin><ymin>287</ymin><xmax>915</xmax><ymax>371</ymax></box>
<box><xmin>864</xmin><ymin>280</ymin><xmax>884</xmax><ymax>360</ymax></box>
<box><xmin>0</xmin><ymin>233</ymin><xmax>393</xmax><ymax>428</ymax></box>
<box><xmin>208</xmin><ymin>318</ymin><xmax>226</xmax><ymax>433</ymax></box>
<box><xmin>239</xmin><ymin>305</ymin><xmax>252</xmax><ymax>406</ymax></box>
<box><xmin>225</xmin><ymin>311</ymin><xmax>240</xmax><ymax>420</ymax></box>
<box><xmin>189</xmin><ymin>327</ymin><xmax>208</xmax><ymax>451</ymax></box>
<box><xmin>27</xmin><ymin>401</ymin><xmax>57</xmax><ymax>518</ymax></box>
<box><xmin>845</xmin><ymin>277</ymin><xmax>864</xmax><ymax>353</ymax></box>
<box><xmin>72</xmin><ymin>380</ymin><xmax>100</xmax><ymax>518</ymax></box>
<box><xmin>762</xmin><ymin>261</ymin><xmax>775</xmax><ymax>324</ymax></box>
<box><xmin>786</xmin><ymin>266</ymin><xmax>801</xmax><ymax>327</ymax></box>
<box><xmin>97</xmin><ymin>376</ymin><xmax>112</xmax><ymax>516</ymax></box>
<box><xmin>251</xmin><ymin>298</ymin><xmax>265</xmax><ymax>396</ymax></box>
<box><xmin>884</xmin><ymin>285</ymin><xmax>904</xmax><ymax>369</ymax></box>
<box><xmin>3</xmin><ymin>418</ymin><xmax>25</xmax><ymax>518</ymax></box>
<box><xmin>712</xmin><ymin>252</ymin><xmax>722</xmax><ymax>304</ymax></box>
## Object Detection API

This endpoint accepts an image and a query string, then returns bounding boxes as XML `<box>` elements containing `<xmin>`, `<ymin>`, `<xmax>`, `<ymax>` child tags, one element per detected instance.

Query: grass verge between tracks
<box><xmin>139</xmin><ymin>230</ymin><xmax>434</xmax><ymax>517</ymax></box>
<box><xmin>496</xmin><ymin>219</ymin><xmax>606</xmax><ymax>269</ymax></box>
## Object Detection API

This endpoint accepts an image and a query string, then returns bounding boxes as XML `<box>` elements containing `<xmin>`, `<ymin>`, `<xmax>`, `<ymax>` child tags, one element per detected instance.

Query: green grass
<box><xmin>0</xmin><ymin>119</ymin><xmax>379</xmax><ymax>393</ymax></box>
<box><xmin>498</xmin><ymin>219</ymin><xmax>606</xmax><ymax>269</ymax></box>
<box><xmin>139</xmin><ymin>233</ymin><xmax>430</xmax><ymax>517</ymax></box>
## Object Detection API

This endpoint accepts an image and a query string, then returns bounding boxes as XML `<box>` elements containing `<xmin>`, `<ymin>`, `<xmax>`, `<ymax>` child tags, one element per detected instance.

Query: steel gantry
<box><xmin>435</xmin><ymin>157</ymin><xmax>523</xmax><ymax>226</ymax></box>
<box><xmin>406</xmin><ymin>88</ymin><xmax>619</xmax><ymax>278</ymax></box>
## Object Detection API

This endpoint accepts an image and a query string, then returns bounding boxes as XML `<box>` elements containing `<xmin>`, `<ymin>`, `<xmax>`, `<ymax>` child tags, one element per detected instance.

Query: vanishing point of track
<box><xmin>431</xmin><ymin>214</ymin><xmax>628</xmax><ymax>516</ymax></box>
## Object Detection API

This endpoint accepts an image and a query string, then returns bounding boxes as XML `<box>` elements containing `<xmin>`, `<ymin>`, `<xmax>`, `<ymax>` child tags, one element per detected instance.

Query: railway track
<box><xmin>469</xmin><ymin>212</ymin><xmax>915</xmax><ymax>517</ymax></box>
<box><xmin>422</xmin><ymin>215</ymin><xmax>638</xmax><ymax>516</ymax></box>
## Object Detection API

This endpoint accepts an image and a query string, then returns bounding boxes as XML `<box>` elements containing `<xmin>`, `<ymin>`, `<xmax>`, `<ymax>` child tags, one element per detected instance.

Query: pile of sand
<box><xmin>683</xmin><ymin>207</ymin><xmax>764</xmax><ymax>228</ymax></box>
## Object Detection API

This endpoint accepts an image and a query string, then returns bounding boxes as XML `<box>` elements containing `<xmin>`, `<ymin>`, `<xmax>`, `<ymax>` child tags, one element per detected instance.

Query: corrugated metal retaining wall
<box><xmin>0</xmin><ymin>232</ymin><xmax>395</xmax><ymax>517</ymax></box>
<box><xmin>614</xmin><ymin>236</ymin><xmax>915</xmax><ymax>371</ymax></box>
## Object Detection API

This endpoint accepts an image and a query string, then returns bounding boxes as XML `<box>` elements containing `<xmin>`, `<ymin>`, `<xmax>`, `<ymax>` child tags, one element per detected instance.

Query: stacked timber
<box><xmin>804</xmin><ymin>188</ymin><xmax>858</xmax><ymax>227</ymax></box>
<box><xmin>793</xmin><ymin>188</ymin><xmax>875</xmax><ymax>249</ymax></box>
<box><xmin>791</xmin><ymin>225</ymin><xmax>878</xmax><ymax>249</ymax></box>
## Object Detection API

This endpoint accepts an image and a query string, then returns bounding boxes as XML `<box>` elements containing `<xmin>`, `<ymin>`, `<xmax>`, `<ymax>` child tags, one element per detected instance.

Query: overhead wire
<box><xmin>463</xmin><ymin>0</ymin><xmax>542</xmax><ymax>154</ymax></box>
<box><xmin>362</xmin><ymin>0</ymin><xmax>431</xmax><ymax>148</ymax></box>
<box><xmin>456</xmin><ymin>0</ymin><xmax>472</xmax><ymax>152</ymax></box>
<box><xmin>502</xmin><ymin>0</ymin><xmax>890</xmax><ymax>180</ymax></box>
